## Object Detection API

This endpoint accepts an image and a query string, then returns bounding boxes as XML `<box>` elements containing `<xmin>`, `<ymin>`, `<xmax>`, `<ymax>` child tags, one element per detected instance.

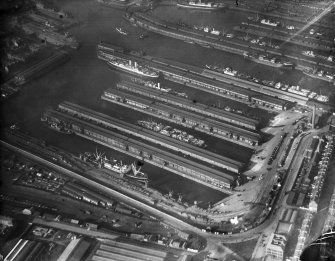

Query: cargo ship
<box><xmin>177</xmin><ymin>0</ymin><xmax>224</xmax><ymax>10</ymax></box>
<box><xmin>243</xmin><ymin>52</ymin><xmax>285</xmax><ymax>68</ymax></box>
<box><xmin>303</xmin><ymin>69</ymin><xmax>334</xmax><ymax>83</ymax></box>
<box><xmin>107</xmin><ymin>59</ymin><xmax>159</xmax><ymax>78</ymax></box>
<box><xmin>80</xmin><ymin>151</ymin><xmax>131</xmax><ymax>174</ymax></box>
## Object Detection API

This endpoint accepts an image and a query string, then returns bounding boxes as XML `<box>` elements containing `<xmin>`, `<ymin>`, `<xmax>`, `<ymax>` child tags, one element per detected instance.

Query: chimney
<box><xmin>157</xmin><ymin>82</ymin><xmax>160</xmax><ymax>88</ymax></box>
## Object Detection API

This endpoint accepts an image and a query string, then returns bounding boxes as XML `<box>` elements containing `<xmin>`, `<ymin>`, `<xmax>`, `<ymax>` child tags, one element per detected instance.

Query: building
<box><xmin>265</xmin><ymin>233</ymin><xmax>287</xmax><ymax>260</ymax></box>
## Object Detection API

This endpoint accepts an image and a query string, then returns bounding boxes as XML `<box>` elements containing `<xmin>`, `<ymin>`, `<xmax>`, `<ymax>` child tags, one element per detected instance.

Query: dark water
<box><xmin>2</xmin><ymin>0</ymin><xmax>332</xmax><ymax>204</ymax></box>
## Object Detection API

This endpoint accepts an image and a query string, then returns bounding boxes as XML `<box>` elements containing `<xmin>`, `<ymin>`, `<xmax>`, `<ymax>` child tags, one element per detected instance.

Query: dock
<box><xmin>44</xmin><ymin>107</ymin><xmax>238</xmax><ymax>193</ymax></box>
<box><xmin>102</xmin><ymin>88</ymin><xmax>261</xmax><ymax>148</ymax></box>
<box><xmin>57</xmin><ymin>101</ymin><xmax>244</xmax><ymax>172</ymax></box>
<box><xmin>116</xmin><ymin>80</ymin><xmax>260</xmax><ymax>130</ymax></box>
<box><xmin>97</xmin><ymin>47</ymin><xmax>301</xmax><ymax>109</ymax></box>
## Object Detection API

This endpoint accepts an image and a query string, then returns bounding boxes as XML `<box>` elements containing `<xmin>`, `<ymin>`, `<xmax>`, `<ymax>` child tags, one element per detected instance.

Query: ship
<box><xmin>116</xmin><ymin>27</ymin><xmax>128</xmax><ymax>35</ymax></box>
<box><xmin>81</xmin><ymin>150</ymin><xmax>132</xmax><ymax>174</ymax></box>
<box><xmin>223</xmin><ymin>67</ymin><xmax>237</xmax><ymax>76</ymax></box>
<box><xmin>243</xmin><ymin>52</ymin><xmax>284</xmax><ymax>68</ymax></box>
<box><xmin>125</xmin><ymin>163</ymin><xmax>148</xmax><ymax>181</ymax></box>
<box><xmin>138</xmin><ymin>120</ymin><xmax>206</xmax><ymax>147</ymax></box>
<box><xmin>107</xmin><ymin>59</ymin><xmax>159</xmax><ymax>78</ymax></box>
<box><xmin>260</xmin><ymin>19</ymin><xmax>279</xmax><ymax>27</ymax></box>
<box><xmin>103</xmin><ymin>158</ymin><xmax>131</xmax><ymax>174</ymax></box>
<box><xmin>47</xmin><ymin>122</ymin><xmax>73</xmax><ymax>134</ymax></box>
<box><xmin>303</xmin><ymin>69</ymin><xmax>334</xmax><ymax>83</ymax></box>
<box><xmin>176</xmin><ymin>0</ymin><xmax>224</xmax><ymax>10</ymax></box>
<box><xmin>302</xmin><ymin>50</ymin><xmax>316</xmax><ymax>58</ymax></box>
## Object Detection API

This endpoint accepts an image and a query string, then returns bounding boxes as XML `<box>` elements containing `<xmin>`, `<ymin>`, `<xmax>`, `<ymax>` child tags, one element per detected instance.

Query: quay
<box><xmin>234</xmin><ymin>23</ymin><xmax>335</xmax><ymax>52</ymax></box>
<box><xmin>97</xmin><ymin>49</ymin><xmax>297</xmax><ymax>110</ymax></box>
<box><xmin>14</xmin><ymin>50</ymin><xmax>69</xmax><ymax>85</ymax></box>
<box><xmin>149</xmin><ymin>58</ymin><xmax>305</xmax><ymax>107</ymax></box>
<box><xmin>56</xmin><ymin>101</ymin><xmax>244</xmax><ymax>172</ymax></box>
<box><xmin>43</xmin><ymin>109</ymin><xmax>237</xmax><ymax>192</ymax></box>
<box><xmin>101</xmin><ymin>88</ymin><xmax>261</xmax><ymax>148</ymax></box>
<box><xmin>116</xmin><ymin>80</ymin><xmax>260</xmax><ymax>130</ymax></box>
<box><xmin>125</xmin><ymin>12</ymin><xmax>335</xmax><ymax>72</ymax></box>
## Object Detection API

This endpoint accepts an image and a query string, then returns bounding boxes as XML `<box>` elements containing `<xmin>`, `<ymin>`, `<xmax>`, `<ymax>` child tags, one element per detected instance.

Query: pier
<box><xmin>43</xmin><ymin>109</ymin><xmax>237</xmax><ymax>193</ymax></box>
<box><xmin>97</xmin><ymin>47</ymin><xmax>304</xmax><ymax>108</ymax></box>
<box><xmin>57</xmin><ymin>101</ymin><xmax>244</xmax><ymax>172</ymax></box>
<box><xmin>126</xmin><ymin>12</ymin><xmax>335</xmax><ymax>72</ymax></box>
<box><xmin>116</xmin><ymin>80</ymin><xmax>260</xmax><ymax>130</ymax></box>
<box><xmin>101</xmin><ymin>89</ymin><xmax>261</xmax><ymax>148</ymax></box>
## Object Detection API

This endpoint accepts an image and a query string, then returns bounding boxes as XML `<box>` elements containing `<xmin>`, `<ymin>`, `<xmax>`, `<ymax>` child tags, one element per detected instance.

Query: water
<box><xmin>3</xmin><ymin>0</ymin><xmax>331</xmax><ymax>205</ymax></box>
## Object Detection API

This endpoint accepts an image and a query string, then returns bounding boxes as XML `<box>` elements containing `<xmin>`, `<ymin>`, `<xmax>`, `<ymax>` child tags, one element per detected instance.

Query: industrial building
<box><xmin>265</xmin><ymin>233</ymin><xmax>287</xmax><ymax>260</ymax></box>
<box><xmin>92</xmin><ymin>239</ymin><xmax>167</xmax><ymax>261</ymax></box>
<box><xmin>102</xmin><ymin>89</ymin><xmax>261</xmax><ymax>147</ymax></box>
<box><xmin>116</xmin><ymin>81</ymin><xmax>260</xmax><ymax>130</ymax></box>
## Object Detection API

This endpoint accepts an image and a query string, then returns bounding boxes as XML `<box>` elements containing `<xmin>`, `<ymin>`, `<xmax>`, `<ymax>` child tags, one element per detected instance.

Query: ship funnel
<box><xmin>134</xmin><ymin>61</ymin><xmax>137</xmax><ymax>68</ymax></box>
<box><xmin>129</xmin><ymin>60</ymin><xmax>131</xmax><ymax>66</ymax></box>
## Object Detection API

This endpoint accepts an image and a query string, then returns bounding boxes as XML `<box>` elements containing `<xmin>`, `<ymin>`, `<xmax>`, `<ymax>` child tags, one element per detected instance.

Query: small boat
<box><xmin>116</xmin><ymin>27</ymin><xmax>128</xmax><ymax>35</ymax></box>
<box><xmin>139</xmin><ymin>33</ymin><xmax>148</xmax><ymax>39</ymax></box>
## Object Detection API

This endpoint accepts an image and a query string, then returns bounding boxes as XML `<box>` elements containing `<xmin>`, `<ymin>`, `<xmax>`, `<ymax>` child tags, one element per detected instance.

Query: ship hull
<box><xmin>176</xmin><ymin>1</ymin><xmax>224</xmax><ymax>10</ymax></box>
<box><xmin>107</xmin><ymin>62</ymin><xmax>159</xmax><ymax>79</ymax></box>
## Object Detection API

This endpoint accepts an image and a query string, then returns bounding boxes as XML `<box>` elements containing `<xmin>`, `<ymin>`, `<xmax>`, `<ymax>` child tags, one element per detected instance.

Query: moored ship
<box><xmin>107</xmin><ymin>59</ymin><xmax>159</xmax><ymax>78</ymax></box>
<box><xmin>177</xmin><ymin>0</ymin><xmax>224</xmax><ymax>10</ymax></box>
<box><xmin>243</xmin><ymin>52</ymin><xmax>284</xmax><ymax>68</ymax></box>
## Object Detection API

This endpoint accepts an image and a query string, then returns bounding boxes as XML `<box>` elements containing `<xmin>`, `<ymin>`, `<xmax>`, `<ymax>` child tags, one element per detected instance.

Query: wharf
<box><xmin>116</xmin><ymin>80</ymin><xmax>260</xmax><ymax>130</ymax></box>
<box><xmin>98</xmin><ymin>49</ymin><xmax>296</xmax><ymax>110</ymax></box>
<box><xmin>235</xmin><ymin>23</ymin><xmax>335</xmax><ymax>52</ymax></box>
<box><xmin>57</xmin><ymin>101</ymin><xmax>244</xmax><ymax>172</ymax></box>
<box><xmin>227</xmin><ymin>1</ymin><xmax>335</xmax><ymax>31</ymax></box>
<box><xmin>126</xmin><ymin>12</ymin><xmax>335</xmax><ymax>72</ymax></box>
<box><xmin>201</xmin><ymin>69</ymin><xmax>309</xmax><ymax>105</ymax></box>
<box><xmin>43</xmin><ymin>109</ymin><xmax>236</xmax><ymax>193</ymax></box>
<box><xmin>101</xmin><ymin>88</ymin><xmax>261</xmax><ymax>148</ymax></box>
<box><xmin>14</xmin><ymin>50</ymin><xmax>70</xmax><ymax>85</ymax></box>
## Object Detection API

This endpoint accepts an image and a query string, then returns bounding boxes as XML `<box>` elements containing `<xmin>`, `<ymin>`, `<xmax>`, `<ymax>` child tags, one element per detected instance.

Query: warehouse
<box><xmin>116</xmin><ymin>81</ymin><xmax>259</xmax><ymax>130</ymax></box>
<box><xmin>44</xmin><ymin>109</ymin><xmax>238</xmax><ymax>191</ymax></box>
<box><xmin>102</xmin><ymin>89</ymin><xmax>261</xmax><ymax>146</ymax></box>
<box><xmin>57</xmin><ymin>102</ymin><xmax>244</xmax><ymax>170</ymax></box>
